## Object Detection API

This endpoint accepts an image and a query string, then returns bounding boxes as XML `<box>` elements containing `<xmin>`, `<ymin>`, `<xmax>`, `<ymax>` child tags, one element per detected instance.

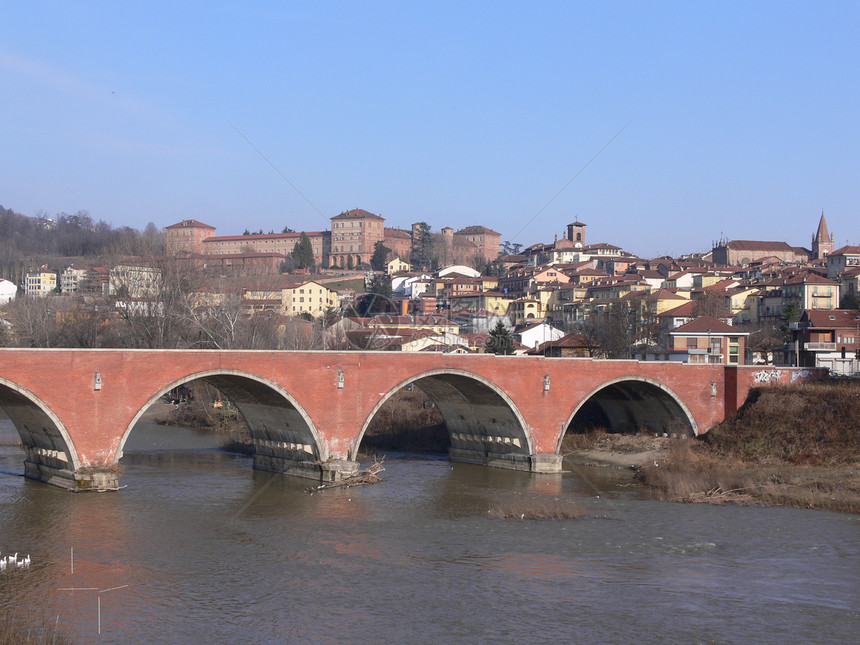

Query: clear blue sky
<box><xmin>2</xmin><ymin>1</ymin><xmax>857</xmax><ymax>257</ymax></box>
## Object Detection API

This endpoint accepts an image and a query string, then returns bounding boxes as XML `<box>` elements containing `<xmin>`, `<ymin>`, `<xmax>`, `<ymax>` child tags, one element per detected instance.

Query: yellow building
<box><xmin>386</xmin><ymin>257</ymin><xmax>411</xmax><ymax>275</ymax></box>
<box><xmin>282</xmin><ymin>281</ymin><xmax>339</xmax><ymax>318</ymax></box>
<box><xmin>25</xmin><ymin>268</ymin><xmax>57</xmax><ymax>297</ymax></box>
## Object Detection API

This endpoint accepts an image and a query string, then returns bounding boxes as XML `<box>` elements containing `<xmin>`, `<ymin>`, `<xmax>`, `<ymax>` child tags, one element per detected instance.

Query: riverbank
<box><xmin>568</xmin><ymin>381</ymin><xmax>860</xmax><ymax>514</ymax></box>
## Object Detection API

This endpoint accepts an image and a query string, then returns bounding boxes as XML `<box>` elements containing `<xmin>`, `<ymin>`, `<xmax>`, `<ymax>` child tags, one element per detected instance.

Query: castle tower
<box><xmin>165</xmin><ymin>219</ymin><xmax>216</xmax><ymax>255</ymax></box>
<box><xmin>566</xmin><ymin>220</ymin><xmax>586</xmax><ymax>248</ymax></box>
<box><xmin>812</xmin><ymin>211</ymin><xmax>834</xmax><ymax>260</ymax></box>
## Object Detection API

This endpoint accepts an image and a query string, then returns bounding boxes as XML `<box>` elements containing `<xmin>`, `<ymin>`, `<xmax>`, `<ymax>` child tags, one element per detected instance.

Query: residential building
<box><xmin>790</xmin><ymin>309</ymin><xmax>860</xmax><ymax>374</ymax></box>
<box><xmin>109</xmin><ymin>264</ymin><xmax>162</xmax><ymax>298</ymax></box>
<box><xmin>386</xmin><ymin>257</ymin><xmax>411</xmax><ymax>275</ymax></box>
<box><xmin>508</xmin><ymin>298</ymin><xmax>543</xmax><ymax>324</ymax></box>
<box><xmin>826</xmin><ymin>245</ymin><xmax>860</xmax><ymax>278</ymax></box>
<box><xmin>280</xmin><ymin>281</ymin><xmax>340</xmax><ymax>318</ymax></box>
<box><xmin>668</xmin><ymin>316</ymin><xmax>748</xmax><ymax>365</ymax></box>
<box><xmin>60</xmin><ymin>265</ymin><xmax>89</xmax><ymax>294</ymax></box>
<box><xmin>365</xmin><ymin>314</ymin><xmax>459</xmax><ymax>335</ymax></box>
<box><xmin>527</xmin><ymin>332</ymin><xmax>592</xmax><ymax>357</ymax></box>
<box><xmin>783</xmin><ymin>273</ymin><xmax>840</xmax><ymax>311</ymax></box>
<box><xmin>515</xmin><ymin>321</ymin><xmax>565</xmax><ymax>350</ymax></box>
<box><xmin>25</xmin><ymin>268</ymin><xmax>57</xmax><ymax>297</ymax></box>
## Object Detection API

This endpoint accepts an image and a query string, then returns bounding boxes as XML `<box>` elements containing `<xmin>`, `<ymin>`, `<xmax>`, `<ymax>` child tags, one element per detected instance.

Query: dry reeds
<box><xmin>637</xmin><ymin>380</ymin><xmax>860</xmax><ymax>512</ymax></box>
<box><xmin>0</xmin><ymin>576</ymin><xmax>73</xmax><ymax>645</ymax></box>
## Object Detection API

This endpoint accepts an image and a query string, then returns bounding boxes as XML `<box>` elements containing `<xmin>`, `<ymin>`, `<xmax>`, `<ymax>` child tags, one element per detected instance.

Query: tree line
<box><xmin>0</xmin><ymin>204</ymin><xmax>163</xmax><ymax>283</ymax></box>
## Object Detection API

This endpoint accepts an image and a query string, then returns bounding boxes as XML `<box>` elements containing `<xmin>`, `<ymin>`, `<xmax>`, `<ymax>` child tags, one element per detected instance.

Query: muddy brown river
<box><xmin>1</xmin><ymin>419</ymin><xmax>857</xmax><ymax>644</ymax></box>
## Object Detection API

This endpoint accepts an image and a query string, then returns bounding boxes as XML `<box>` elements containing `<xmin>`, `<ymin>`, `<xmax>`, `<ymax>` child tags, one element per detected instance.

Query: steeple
<box><xmin>812</xmin><ymin>210</ymin><xmax>834</xmax><ymax>260</ymax></box>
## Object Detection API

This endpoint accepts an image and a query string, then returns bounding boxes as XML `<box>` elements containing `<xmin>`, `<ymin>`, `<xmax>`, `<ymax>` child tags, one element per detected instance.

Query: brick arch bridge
<box><xmin>0</xmin><ymin>349</ymin><xmax>818</xmax><ymax>490</ymax></box>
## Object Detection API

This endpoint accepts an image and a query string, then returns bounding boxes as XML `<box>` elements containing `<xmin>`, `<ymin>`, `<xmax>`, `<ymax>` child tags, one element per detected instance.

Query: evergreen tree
<box><xmin>410</xmin><ymin>222</ymin><xmax>434</xmax><ymax>270</ymax></box>
<box><xmin>347</xmin><ymin>254</ymin><xmax>355</xmax><ymax>270</ymax></box>
<box><xmin>291</xmin><ymin>232</ymin><xmax>315</xmax><ymax>269</ymax></box>
<box><xmin>779</xmin><ymin>301</ymin><xmax>801</xmax><ymax>341</ymax></box>
<box><xmin>370</xmin><ymin>240</ymin><xmax>392</xmax><ymax>271</ymax></box>
<box><xmin>487</xmin><ymin>320</ymin><xmax>514</xmax><ymax>355</ymax></box>
<box><xmin>358</xmin><ymin>274</ymin><xmax>393</xmax><ymax>315</ymax></box>
<box><xmin>840</xmin><ymin>292</ymin><xmax>860</xmax><ymax>310</ymax></box>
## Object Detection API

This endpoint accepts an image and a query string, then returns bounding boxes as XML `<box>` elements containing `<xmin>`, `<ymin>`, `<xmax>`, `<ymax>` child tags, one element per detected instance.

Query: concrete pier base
<box><xmin>253</xmin><ymin>454</ymin><xmax>360</xmax><ymax>482</ymax></box>
<box><xmin>449</xmin><ymin>448</ymin><xmax>562</xmax><ymax>474</ymax></box>
<box><xmin>528</xmin><ymin>453</ymin><xmax>563</xmax><ymax>474</ymax></box>
<box><xmin>25</xmin><ymin>461</ymin><xmax>120</xmax><ymax>492</ymax></box>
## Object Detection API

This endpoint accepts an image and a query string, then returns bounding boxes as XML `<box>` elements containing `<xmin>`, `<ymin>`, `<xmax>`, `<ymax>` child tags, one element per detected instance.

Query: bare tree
<box><xmin>3</xmin><ymin>295</ymin><xmax>55</xmax><ymax>347</ymax></box>
<box><xmin>693</xmin><ymin>289</ymin><xmax>731</xmax><ymax>319</ymax></box>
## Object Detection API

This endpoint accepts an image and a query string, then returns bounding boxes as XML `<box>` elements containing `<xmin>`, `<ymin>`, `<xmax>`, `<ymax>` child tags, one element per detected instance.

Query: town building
<box><xmin>668</xmin><ymin>316</ymin><xmax>748</xmax><ymax>365</ymax></box>
<box><xmin>60</xmin><ymin>265</ymin><xmax>89</xmax><ymax>294</ymax></box>
<box><xmin>202</xmin><ymin>232</ymin><xmax>330</xmax><ymax>266</ymax></box>
<box><xmin>383</xmin><ymin>227</ymin><xmax>413</xmax><ymax>259</ymax></box>
<box><xmin>25</xmin><ymin>268</ymin><xmax>57</xmax><ymax>297</ymax></box>
<box><xmin>109</xmin><ymin>264</ymin><xmax>162</xmax><ymax>299</ymax></box>
<box><xmin>165</xmin><ymin>219</ymin><xmax>216</xmax><ymax>254</ymax></box>
<box><xmin>711</xmin><ymin>239</ymin><xmax>808</xmax><ymax>266</ymax></box>
<box><xmin>826</xmin><ymin>245</ymin><xmax>860</xmax><ymax>278</ymax></box>
<box><xmin>790</xmin><ymin>309</ymin><xmax>860</xmax><ymax>374</ymax></box>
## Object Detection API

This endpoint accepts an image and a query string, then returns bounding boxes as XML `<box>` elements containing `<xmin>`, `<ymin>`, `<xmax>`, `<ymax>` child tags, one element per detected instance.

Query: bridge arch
<box><xmin>559</xmin><ymin>376</ymin><xmax>697</xmax><ymax>451</ymax></box>
<box><xmin>355</xmin><ymin>369</ymin><xmax>534</xmax><ymax>469</ymax></box>
<box><xmin>121</xmin><ymin>369</ymin><xmax>326</xmax><ymax>471</ymax></box>
<box><xmin>0</xmin><ymin>376</ymin><xmax>81</xmax><ymax>483</ymax></box>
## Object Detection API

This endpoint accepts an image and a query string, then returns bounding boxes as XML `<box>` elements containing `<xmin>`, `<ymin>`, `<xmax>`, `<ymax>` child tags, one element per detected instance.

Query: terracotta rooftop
<box><xmin>724</xmin><ymin>240</ymin><xmax>797</xmax><ymax>252</ymax></box>
<box><xmin>166</xmin><ymin>219</ymin><xmax>215</xmax><ymax>230</ymax></box>
<box><xmin>332</xmin><ymin>209</ymin><xmax>384</xmax><ymax>220</ymax></box>
<box><xmin>803</xmin><ymin>309</ymin><xmax>860</xmax><ymax>327</ymax></box>
<box><xmin>670</xmin><ymin>316</ymin><xmax>744</xmax><ymax>335</ymax></box>
<box><xmin>455</xmin><ymin>225</ymin><xmax>501</xmax><ymax>236</ymax></box>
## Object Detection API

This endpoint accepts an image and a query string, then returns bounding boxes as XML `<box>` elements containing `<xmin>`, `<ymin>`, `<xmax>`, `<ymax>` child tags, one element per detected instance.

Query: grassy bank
<box><xmin>636</xmin><ymin>381</ymin><xmax>860</xmax><ymax>513</ymax></box>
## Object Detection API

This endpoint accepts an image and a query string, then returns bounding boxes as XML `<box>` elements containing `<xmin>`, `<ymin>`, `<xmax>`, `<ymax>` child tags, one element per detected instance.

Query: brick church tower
<box><xmin>812</xmin><ymin>211</ymin><xmax>834</xmax><ymax>260</ymax></box>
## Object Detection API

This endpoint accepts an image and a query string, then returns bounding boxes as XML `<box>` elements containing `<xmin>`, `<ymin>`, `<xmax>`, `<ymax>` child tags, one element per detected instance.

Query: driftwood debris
<box><xmin>306</xmin><ymin>459</ymin><xmax>385</xmax><ymax>493</ymax></box>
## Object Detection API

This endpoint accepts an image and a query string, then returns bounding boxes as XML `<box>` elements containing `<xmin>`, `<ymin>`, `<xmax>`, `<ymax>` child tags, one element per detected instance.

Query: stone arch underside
<box><xmin>124</xmin><ymin>372</ymin><xmax>325</xmax><ymax>481</ymax></box>
<box><xmin>565</xmin><ymin>379</ymin><xmax>695</xmax><ymax>439</ymax></box>
<box><xmin>200</xmin><ymin>375</ymin><xmax>323</xmax><ymax>474</ymax></box>
<box><xmin>359</xmin><ymin>372</ymin><xmax>537</xmax><ymax>472</ymax></box>
<box><xmin>0</xmin><ymin>382</ymin><xmax>79</xmax><ymax>489</ymax></box>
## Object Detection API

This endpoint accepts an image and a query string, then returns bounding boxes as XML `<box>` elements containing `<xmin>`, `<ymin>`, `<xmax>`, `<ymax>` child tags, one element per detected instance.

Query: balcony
<box><xmin>804</xmin><ymin>342</ymin><xmax>837</xmax><ymax>351</ymax></box>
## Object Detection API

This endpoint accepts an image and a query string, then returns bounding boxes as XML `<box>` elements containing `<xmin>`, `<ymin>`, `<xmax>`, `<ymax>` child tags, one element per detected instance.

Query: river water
<box><xmin>0</xmin><ymin>418</ymin><xmax>858</xmax><ymax>644</ymax></box>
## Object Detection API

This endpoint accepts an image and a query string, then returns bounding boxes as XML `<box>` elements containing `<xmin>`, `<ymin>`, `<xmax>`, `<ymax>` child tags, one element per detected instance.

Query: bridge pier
<box><xmin>23</xmin><ymin>451</ymin><xmax>121</xmax><ymax>492</ymax></box>
<box><xmin>253</xmin><ymin>453</ymin><xmax>360</xmax><ymax>482</ymax></box>
<box><xmin>448</xmin><ymin>445</ymin><xmax>562</xmax><ymax>474</ymax></box>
